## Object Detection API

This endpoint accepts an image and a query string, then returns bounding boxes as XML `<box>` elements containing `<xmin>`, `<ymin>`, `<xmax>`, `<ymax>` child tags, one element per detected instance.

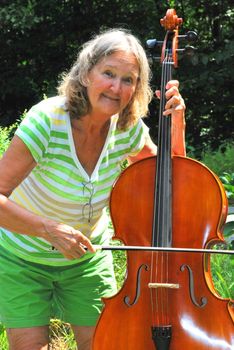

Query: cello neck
<box><xmin>152</xmin><ymin>54</ymin><xmax>173</xmax><ymax>248</ymax></box>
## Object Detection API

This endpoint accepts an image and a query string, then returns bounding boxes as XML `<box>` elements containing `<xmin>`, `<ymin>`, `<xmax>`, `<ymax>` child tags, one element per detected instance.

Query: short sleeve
<box><xmin>128</xmin><ymin>119</ymin><xmax>150</xmax><ymax>156</ymax></box>
<box><xmin>15</xmin><ymin>103</ymin><xmax>51</xmax><ymax>163</ymax></box>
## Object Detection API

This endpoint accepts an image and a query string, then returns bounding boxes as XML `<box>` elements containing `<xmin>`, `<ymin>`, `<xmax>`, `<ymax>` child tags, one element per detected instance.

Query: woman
<box><xmin>0</xmin><ymin>29</ymin><xmax>185</xmax><ymax>350</ymax></box>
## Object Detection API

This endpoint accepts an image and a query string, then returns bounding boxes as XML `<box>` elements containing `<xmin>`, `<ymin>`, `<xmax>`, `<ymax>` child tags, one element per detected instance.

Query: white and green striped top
<box><xmin>0</xmin><ymin>96</ymin><xmax>149</xmax><ymax>266</ymax></box>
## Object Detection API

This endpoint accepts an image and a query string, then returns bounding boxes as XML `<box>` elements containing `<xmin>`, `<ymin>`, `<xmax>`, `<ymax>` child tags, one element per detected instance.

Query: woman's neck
<box><xmin>71</xmin><ymin>114</ymin><xmax>111</xmax><ymax>136</ymax></box>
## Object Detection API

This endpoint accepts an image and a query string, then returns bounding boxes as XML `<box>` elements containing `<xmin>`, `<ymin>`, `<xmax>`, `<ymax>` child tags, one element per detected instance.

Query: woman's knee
<box><xmin>71</xmin><ymin>325</ymin><xmax>95</xmax><ymax>350</ymax></box>
<box><xmin>7</xmin><ymin>326</ymin><xmax>49</xmax><ymax>350</ymax></box>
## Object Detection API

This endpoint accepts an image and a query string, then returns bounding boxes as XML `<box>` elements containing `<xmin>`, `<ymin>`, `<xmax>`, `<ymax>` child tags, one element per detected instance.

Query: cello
<box><xmin>92</xmin><ymin>9</ymin><xmax>234</xmax><ymax>349</ymax></box>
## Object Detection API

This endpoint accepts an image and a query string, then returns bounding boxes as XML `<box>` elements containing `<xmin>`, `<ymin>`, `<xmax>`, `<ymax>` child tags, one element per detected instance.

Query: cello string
<box><xmin>165</xmin><ymin>54</ymin><xmax>173</xmax><ymax>325</ymax></box>
<box><xmin>152</xmin><ymin>52</ymin><xmax>169</xmax><ymax>325</ymax></box>
<box><xmin>160</xmin><ymin>52</ymin><xmax>171</xmax><ymax>325</ymax></box>
<box><xmin>157</xmin><ymin>55</ymin><xmax>167</xmax><ymax>325</ymax></box>
<box><xmin>155</xmin><ymin>51</ymin><xmax>173</xmax><ymax>326</ymax></box>
<box><xmin>150</xmin><ymin>57</ymin><xmax>164</xmax><ymax>325</ymax></box>
<box><xmin>161</xmin><ymin>52</ymin><xmax>171</xmax><ymax>325</ymax></box>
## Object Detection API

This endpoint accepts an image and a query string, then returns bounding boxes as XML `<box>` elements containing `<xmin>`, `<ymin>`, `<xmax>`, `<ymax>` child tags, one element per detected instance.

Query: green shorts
<box><xmin>0</xmin><ymin>245</ymin><xmax>117</xmax><ymax>328</ymax></box>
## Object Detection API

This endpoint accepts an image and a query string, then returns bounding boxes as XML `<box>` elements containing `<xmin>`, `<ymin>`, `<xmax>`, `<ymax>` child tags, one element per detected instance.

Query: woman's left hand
<box><xmin>155</xmin><ymin>79</ymin><xmax>185</xmax><ymax>117</ymax></box>
<box><xmin>156</xmin><ymin>79</ymin><xmax>186</xmax><ymax>156</ymax></box>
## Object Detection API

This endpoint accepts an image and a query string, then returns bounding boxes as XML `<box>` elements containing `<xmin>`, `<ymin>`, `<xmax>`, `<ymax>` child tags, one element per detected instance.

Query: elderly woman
<box><xmin>0</xmin><ymin>29</ymin><xmax>185</xmax><ymax>350</ymax></box>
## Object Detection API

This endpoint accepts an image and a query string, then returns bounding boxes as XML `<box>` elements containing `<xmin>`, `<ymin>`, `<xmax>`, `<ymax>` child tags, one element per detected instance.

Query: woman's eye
<box><xmin>103</xmin><ymin>70</ymin><xmax>114</xmax><ymax>78</ymax></box>
<box><xmin>123</xmin><ymin>77</ymin><xmax>134</xmax><ymax>85</ymax></box>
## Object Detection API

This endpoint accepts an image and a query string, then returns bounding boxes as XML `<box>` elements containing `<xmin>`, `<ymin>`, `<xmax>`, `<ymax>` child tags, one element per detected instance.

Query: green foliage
<box><xmin>200</xmin><ymin>143</ymin><xmax>234</xmax><ymax>176</ymax></box>
<box><xmin>49</xmin><ymin>319</ymin><xmax>76</xmax><ymax>349</ymax></box>
<box><xmin>112</xmin><ymin>241</ymin><xmax>127</xmax><ymax>289</ymax></box>
<box><xmin>188</xmin><ymin>142</ymin><xmax>234</xmax><ymax>206</ymax></box>
<box><xmin>0</xmin><ymin>122</ymin><xmax>19</xmax><ymax>156</ymax></box>
<box><xmin>177</xmin><ymin>2</ymin><xmax>234</xmax><ymax>156</ymax></box>
<box><xmin>223</xmin><ymin>221</ymin><xmax>234</xmax><ymax>246</ymax></box>
<box><xmin>212</xmin><ymin>256</ymin><xmax>234</xmax><ymax>298</ymax></box>
<box><xmin>0</xmin><ymin>325</ymin><xmax>8</xmax><ymax>350</ymax></box>
<box><xmin>219</xmin><ymin>172</ymin><xmax>234</xmax><ymax>202</ymax></box>
<box><xmin>0</xmin><ymin>112</ymin><xmax>24</xmax><ymax>156</ymax></box>
<box><xmin>211</xmin><ymin>241</ymin><xmax>234</xmax><ymax>299</ymax></box>
<box><xmin>198</xmin><ymin>143</ymin><xmax>234</xmax><ymax>205</ymax></box>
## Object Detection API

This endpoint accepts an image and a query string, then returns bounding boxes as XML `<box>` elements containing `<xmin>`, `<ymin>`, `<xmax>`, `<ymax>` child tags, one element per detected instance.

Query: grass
<box><xmin>49</xmin><ymin>319</ymin><xmax>77</xmax><ymax>349</ymax></box>
<box><xmin>0</xmin><ymin>324</ymin><xmax>8</xmax><ymax>350</ymax></box>
<box><xmin>0</xmin><ymin>321</ymin><xmax>77</xmax><ymax>350</ymax></box>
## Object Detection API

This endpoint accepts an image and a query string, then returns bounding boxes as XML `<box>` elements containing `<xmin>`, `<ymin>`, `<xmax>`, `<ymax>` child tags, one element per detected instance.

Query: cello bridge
<box><xmin>148</xmin><ymin>283</ymin><xmax>179</xmax><ymax>289</ymax></box>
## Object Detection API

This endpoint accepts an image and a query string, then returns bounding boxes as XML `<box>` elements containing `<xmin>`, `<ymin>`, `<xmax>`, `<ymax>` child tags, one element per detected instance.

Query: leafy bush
<box><xmin>0</xmin><ymin>113</ymin><xmax>24</xmax><ymax>157</ymax></box>
<box><xmin>0</xmin><ymin>122</ymin><xmax>18</xmax><ymax>157</ymax></box>
<box><xmin>200</xmin><ymin>143</ymin><xmax>234</xmax><ymax>176</ymax></box>
<box><xmin>220</xmin><ymin>172</ymin><xmax>234</xmax><ymax>203</ymax></box>
<box><xmin>189</xmin><ymin>142</ymin><xmax>234</xmax><ymax>205</ymax></box>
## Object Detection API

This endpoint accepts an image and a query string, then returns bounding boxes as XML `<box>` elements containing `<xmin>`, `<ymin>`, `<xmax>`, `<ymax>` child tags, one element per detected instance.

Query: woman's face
<box><xmin>86</xmin><ymin>51</ymin><xmax>139</xmax><ymax>119</ymax></box>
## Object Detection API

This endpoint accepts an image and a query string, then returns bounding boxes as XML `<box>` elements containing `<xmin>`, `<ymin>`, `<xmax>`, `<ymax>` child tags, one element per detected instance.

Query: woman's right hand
<box><xmin>42</xmin><ymin>220</ymin><xmax>96</xmax><ymax>259</ymax></box>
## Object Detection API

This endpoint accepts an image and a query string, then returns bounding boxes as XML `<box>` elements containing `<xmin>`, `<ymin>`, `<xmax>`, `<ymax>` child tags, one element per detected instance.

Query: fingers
<box><xmin>80</xmin><ymin>236</ymin><xmax>96</xmax><ymax>253</ymax></box>
<box><xmin>60</xmin><ymin>230</ymin><xmax>96</xmax><ymax>259</ymax></box>
<box><xmin>163</xmin><ymin>95</ymin><xmax>185</xmax><ymax>116</ymax></box>
<box><xmin>155</xmin><ymin>80</ymin><xmax>179</xmax><ymax>98</ymax></box>
<box><xmin>165</xmin><ymin>80</ymin><xmax>179</xmax><ymax>89</ymax></box>
<box><xmin>155</xmin><ymin>80</ymin><xmax>185</xmax><ymax>117</ymax></box>
<box><xmin>155</xmin><ymin>90</ymin><xmax>161</xmax><ymax>99</ymax></box>
<box><xmin>71</xmin><ymin>231</ymin><xmax>96</xmax><ymax>254</ymax></box>
<box><xmin>43</xmin><ymin>221</ymin><xmax>96</xmax><ymax>260</ymax></box>
<box><xmin>53</xmin><ymin>234</ymin><xmax>95</xmax><ymax>259</ymax></box>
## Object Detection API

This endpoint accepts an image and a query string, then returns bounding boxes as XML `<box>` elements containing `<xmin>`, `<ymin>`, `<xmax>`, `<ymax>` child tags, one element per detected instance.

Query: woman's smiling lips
<box><xmin>101</xmin><ymin>93</ymin><xmax>120</xmax><ymax>102</ymax></box>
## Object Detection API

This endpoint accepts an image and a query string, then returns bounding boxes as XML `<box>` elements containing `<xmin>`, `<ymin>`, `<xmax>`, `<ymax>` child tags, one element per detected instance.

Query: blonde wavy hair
<box><xmin>58</xmin><ymin>29</ymin><xmax>153</xmax><ymax>130</ymax></box>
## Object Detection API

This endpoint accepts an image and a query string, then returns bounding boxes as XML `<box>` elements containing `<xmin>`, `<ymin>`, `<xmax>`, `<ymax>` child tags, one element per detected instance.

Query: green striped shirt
<box><xmin>0</xmin><ymin>96</ymin><xmax>149</xmax><ymax>266</ymax></box>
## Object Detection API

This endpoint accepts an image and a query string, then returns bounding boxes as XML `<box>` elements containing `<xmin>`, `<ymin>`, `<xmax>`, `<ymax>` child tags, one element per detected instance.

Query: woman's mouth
<box><xmin>102</xmin><ymin>94</ymin><xmax>120</xmax><ymax>102</ymax></box>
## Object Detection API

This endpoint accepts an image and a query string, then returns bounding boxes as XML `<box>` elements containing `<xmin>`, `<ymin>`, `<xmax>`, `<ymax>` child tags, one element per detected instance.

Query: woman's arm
<box><xmin>0</xmin><ymin>135</ymin><xmax>39</xmax><ymax>234</ymax></box>
<box><xmin>129</xmin><ymin>79</ymin><xmax>186</xmax><ymax>163</ymax></box>
<box><xmin>0</xmin><ymin>136</ymin><xmax>95</xmax><ymax>258</ymax></box>
<box><xmin>162</xmin><ymin>80</ymin><xmax>186</xmax><ymax>156</ymax></box>
<box><xmin>128</xmin><ymin>134</ymin><xmax>157</xmax><ymax>163</ymax></box>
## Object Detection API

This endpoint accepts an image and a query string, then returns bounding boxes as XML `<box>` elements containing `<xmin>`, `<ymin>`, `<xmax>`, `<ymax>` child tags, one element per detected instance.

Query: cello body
<box><xmin>92</xmin><ymin>156</ymin><xmax>234</xmax><ymax>349</ymax></box>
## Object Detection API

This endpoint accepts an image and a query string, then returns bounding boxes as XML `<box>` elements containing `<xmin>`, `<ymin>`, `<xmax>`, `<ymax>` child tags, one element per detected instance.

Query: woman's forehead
<box><xmin>97</xmin><ymin>51</ymin><xmax>139</xmax><ymax>73</ymax></box>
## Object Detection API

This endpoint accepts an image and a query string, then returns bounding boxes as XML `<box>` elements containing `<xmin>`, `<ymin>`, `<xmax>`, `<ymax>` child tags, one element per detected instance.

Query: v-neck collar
<box><xmin>66</xmin><ymin>114</ymin><xmax>117</xmax><ymax>182</ymax></box>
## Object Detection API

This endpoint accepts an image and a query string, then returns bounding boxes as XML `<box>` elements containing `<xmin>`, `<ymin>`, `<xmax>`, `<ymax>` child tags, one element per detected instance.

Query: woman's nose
<box><xmin>110</xmin><ymin>78</ymin><xmax>121</xmax><ymax>93</ymax></box>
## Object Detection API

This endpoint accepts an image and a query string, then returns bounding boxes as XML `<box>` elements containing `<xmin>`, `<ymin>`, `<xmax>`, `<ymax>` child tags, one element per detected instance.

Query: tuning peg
<box><xmin>178</xmin><ymin>31</ymin><xmax>198</xmax><ymax>43</ymax></box>
<box><xmin>186</xmin><ymin>31</ymin><xmax>198</xmax><ymax>42</ymax></box>
<box><xmin>146</xmin><ymin>39</ymin><xmax>164</xmax><ymax>50</ymax></box>
<box><xmin>177</xmin><ymin>45</ymin><xmax>197</xmax><ymax>57</ymax></box>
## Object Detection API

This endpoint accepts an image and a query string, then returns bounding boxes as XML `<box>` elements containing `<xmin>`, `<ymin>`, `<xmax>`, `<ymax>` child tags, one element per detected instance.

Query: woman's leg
<box><xmin>6</xmin><ymin>326</ymin><xmax>49</xmax><ymax>350</ymax></box>
<box><xmin>71</xmin><ymin>325</ymin><xmax>96</xmax><ymax>350</ymax></box>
